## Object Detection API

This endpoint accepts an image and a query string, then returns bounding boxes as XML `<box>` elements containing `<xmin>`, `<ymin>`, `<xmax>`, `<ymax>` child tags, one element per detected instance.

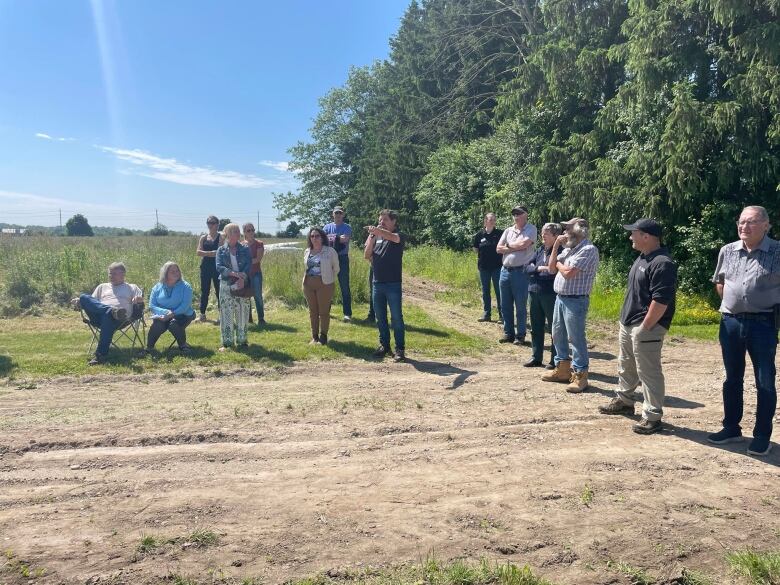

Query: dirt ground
<box><xmin>1</xmin><ymin>286</ymin><xmax>779</xmax><ymax>585</ymax></box>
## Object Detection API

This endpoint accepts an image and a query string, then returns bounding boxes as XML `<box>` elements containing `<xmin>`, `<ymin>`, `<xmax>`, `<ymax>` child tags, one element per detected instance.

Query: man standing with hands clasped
<box><xmin>496</xmin><ymin>205</ymin><xmax>537</xmax><ymax>345</ymax></box>
<box><xmin>708</xmin><ymin>205</ymin><xmax>779</xmax><ymax>456</ymax></box>
<box><xmin>598</xmin><ymin>219</ymin><xmax>677</xmax><ymax>434</ymax></box>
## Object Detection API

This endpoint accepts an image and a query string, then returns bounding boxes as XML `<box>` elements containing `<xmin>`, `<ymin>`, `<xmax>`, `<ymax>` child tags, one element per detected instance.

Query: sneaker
<box><xmin>372</xmin><ymin>345</ymin><xmax>391</xmax><ymax>358</ymax></box>
<box><xmin>198</xmin><ymin>313</ymin><xmax>207</xmax><ymax>322</ymax></box>
<box><xmin>319</xmin><ymin>334</ymin><xmax>328</xmax><ymax>346</ymax></box>
<box><xmin>513</xmin><ymin>336</ymin><xmax>526</xmax><ymax>346</ymax></box>
<box><xmin>747</xmin><ymin>437</ymin><xmax>772</xmax><ymax>456</ymax></box>
<box><xmin>499</xmin><ymin>335</ymin><xmax>515</xmax><ymax>344</ymax></box>
<box><xmin>497</xmin><ymin>316</ymin><xmax>503</xmax><ymax>324</ymax></box>
<box><xmin>70</xmin><ymin>297</ymin><xmax>82</xmax><ymax>311</ymax></box>
<box><xmin>477</xmin><ymin>313</ymin><xmax>491</xmax><ymax>322</ymax></box>
<box><xmin>707</xmin><ymin>428</ymin><xmax>743</xmax><ymax>445</ymax></box>
<box><xmin>633</xmin><ymin>418</ymin><xmax>662</xmax><ymax>435</ymax></box>
<box><xmin>238</xmin><ymin>342</ymin><xmax>248</xmax><ymax>349</ymax></box>
<box><xmin>393</xmin><ymin>350</ymin><xmax>406</xmax><ymax>362</ymax></box>
<box><xmin>343</xmin><ymin>316</ymin><xmax>352</xmax><ymax>323</ymax></box>
<box><xmin>366</xmin><ymin>315</ymin><xmax>376</xmax><ymax>323</ymax></box>
<box><xmin>88</xmin><ymin>354</ymin><xmax>106</xmax><ymax>366</ymax></box>
<box><xmin>110</xmin><ymin>307</ymin><xmax>127</xmax><ymax>322</ymax></box>
<box><xmin>309</xmin><ymin>338</ymin><xmax>320</xmax><ymax>345</ymax></box>
<box><xmin>523</xmin><ymin>359</ymin><xmax>543</xmax><ymax>368</ymax></box>
<box><xmin>598</xmin><ymin>397</ymin><xmax>635</xmax><ymax>416</ymax></box>
<box><xmin>179</xmin><ymin>344</ymin><xmax>192</xmax><ymax>354</ymax></box>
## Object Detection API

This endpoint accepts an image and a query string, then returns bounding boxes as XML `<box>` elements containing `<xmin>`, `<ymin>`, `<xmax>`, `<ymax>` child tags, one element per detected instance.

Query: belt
<box><xmin>504</xmin><ymin>264</ymin><xmax>528</xmax><ymax>271</ymax></box>
<box><xmin>558</xmin><ymin>294</ymin><xmax>588</xmax><ymax>298</ymax></box>
<box><xmin>723</xmin><ymin>312</ymin><xmax>772</xmax><ymax>320</ymax></box>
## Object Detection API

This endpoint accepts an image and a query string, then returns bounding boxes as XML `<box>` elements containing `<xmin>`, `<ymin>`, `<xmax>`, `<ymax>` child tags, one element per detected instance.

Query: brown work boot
<box><xmin>598</xmin><ymin>397</ymin><xmax>634</xmax><ymax>415</ymax></box>
<box><xmin>566</xmin><ymin>370</ymin><xmax>589</xmax><ymax>393</ymax></box>
<box><xmin>541</xmin><ymin>360</ymin><xmax>572</xmax><ymax>383</ymax></box>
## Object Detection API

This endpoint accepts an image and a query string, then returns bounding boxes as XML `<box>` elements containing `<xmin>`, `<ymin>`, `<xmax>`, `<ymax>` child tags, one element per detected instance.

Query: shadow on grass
<box><xmin>404</xmin><ymin>358</ymin><xmax>477</xmax><ymax>390</ymax></box>
<box><xmin>347</xmin><ymin>318</ymin><xmax>448</xmax><ymax>338</ymax></box>
<box><xmin>587</xmin><ymin>380</ymin><xmax>705</xmax><ymax>410</ymax></box>
<box><xmin>97</xmin><ymin>348</ymin><xmax>148</xmax><ymax>373</ymax></box>
<box><xmin>590</xmin><ymin>350</ymin><xmax>617</xmax><ymax>361</ymax></box>
<box><xmin>588</xmin><ymin>372</ymin><xmax>619</xmax><ymax>385</ymax></box>
<box><xmin>664</xmin><ymin>422</ymin><xmax>779</xmax><ymax>468</ymax></box>
<box><xmin>237</xmin><ymin>344</ymin><xmax>295</xmax><ymax>364</ymax></box>
<box><xmin>0</xmin><ymin>354</ymin><xmax>17</xmax><ymax>377</ymax></box>
<box><xmin>253</xmin><ymin>321</ymin><xmax>297</xmax><ymax>333</ymax></box>
<box><xmin>327</xmin><ymin>340</ymin><xmax>374</xmax><ymax>361</ymax></box>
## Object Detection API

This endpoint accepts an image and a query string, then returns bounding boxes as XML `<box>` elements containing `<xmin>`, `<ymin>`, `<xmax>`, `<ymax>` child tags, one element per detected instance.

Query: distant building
<box><xmin>1</xmin><ymin>228</ymin><xmax>27</xmax><ymax>236</ymax></box>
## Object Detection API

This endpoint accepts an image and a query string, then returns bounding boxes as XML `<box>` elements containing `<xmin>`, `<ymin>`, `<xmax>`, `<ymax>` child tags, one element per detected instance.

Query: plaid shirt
<box><xmin>553</xmin><ymin>239</ymin><xmax>599</xmax><ymax>295</ymax></box>
<box><xmin>712</xmin><ymin>236</ymin><xmax>780</xmax><ymax>314</ymax></box>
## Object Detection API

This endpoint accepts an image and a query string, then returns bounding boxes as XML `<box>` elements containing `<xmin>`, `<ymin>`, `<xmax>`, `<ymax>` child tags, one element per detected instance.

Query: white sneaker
<box><xmin>343</xmin><ymin>316</ymin><xmax>352</xmax><ymax>323</ymax></box>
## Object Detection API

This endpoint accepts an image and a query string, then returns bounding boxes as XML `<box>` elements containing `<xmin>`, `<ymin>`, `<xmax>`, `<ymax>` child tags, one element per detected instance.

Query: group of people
<box><xmin>474</xmin><ymin>204</ymin><xmax>778</xmax><ymax>456</ymax></box>
<box><xmin>72</xmin><ymin>204</ymin><xmax>777</xmax><ymax>456</ymax></box>
<box><xmin>72</xmin><ymin>206</ymin><xmax>408</xmax><ymax>362</ymax></box>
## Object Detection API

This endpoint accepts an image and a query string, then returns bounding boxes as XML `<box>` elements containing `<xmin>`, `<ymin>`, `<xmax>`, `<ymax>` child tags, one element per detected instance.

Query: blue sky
<box><xmin>0</xmin><ymin>0</ymin><xmax>408</xmax><ymax>234</ymax></box>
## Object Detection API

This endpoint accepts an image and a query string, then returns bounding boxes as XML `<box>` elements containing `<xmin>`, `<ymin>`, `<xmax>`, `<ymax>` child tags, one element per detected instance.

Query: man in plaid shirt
<box><xmin>541</xmin><ymin>218</ymin><xmax>600</xmax><ymax>392</ymax></box>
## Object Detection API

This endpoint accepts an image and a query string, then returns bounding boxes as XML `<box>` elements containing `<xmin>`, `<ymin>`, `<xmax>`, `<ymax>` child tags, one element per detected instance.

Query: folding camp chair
<box><xmin>80</xmin><ymin>302</ymin><xmax>147</xmax><ymax>355</ymax></box>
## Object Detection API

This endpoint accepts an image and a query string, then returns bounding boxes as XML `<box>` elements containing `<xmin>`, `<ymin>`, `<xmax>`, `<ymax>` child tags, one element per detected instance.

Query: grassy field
<box><xmin>405</xmin><ymin>246</ymin><xmax>721</xmax><ymax>339</ymax></box>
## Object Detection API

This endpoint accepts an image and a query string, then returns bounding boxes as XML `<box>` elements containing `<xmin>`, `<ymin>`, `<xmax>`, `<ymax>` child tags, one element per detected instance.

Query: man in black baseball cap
<box><xmin>598</xmin><ymin>218</ymin><xmax>677</xmax><ymax>435</ymax></box>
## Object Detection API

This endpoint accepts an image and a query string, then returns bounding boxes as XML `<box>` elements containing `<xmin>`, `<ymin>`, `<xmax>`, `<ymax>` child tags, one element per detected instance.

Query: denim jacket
<box><xmin>215</xmin><ymin>243</ymin><xmax>251</xmax><ymax>281</ymax></box>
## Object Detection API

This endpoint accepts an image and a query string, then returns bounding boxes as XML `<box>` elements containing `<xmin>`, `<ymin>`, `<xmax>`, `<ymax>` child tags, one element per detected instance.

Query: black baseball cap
<box><xmin>623</xmin><ymin>218</ymin><xmax>662</xmax><ymax>238</ymax></box>
<box><xmin>511</xmin><ymin>205</ymin><xmax>528</xmax><ymax>215</ymax></box>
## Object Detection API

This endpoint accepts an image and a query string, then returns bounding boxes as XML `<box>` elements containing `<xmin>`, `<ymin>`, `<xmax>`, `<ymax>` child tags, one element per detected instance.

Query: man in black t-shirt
<box><xmin>364</xmin><ymin>209</ymin><xmax>407</xmax><ymax>362</ymax></box>
<box><xmin>472</xmin><ymin>212</ymin><xmax>503</xmax><ymax>322</ymax></box>
<box><xmin>598</xmin><ymin>219</ymin><xmax>677</xmax><ymax>435</ymax></box>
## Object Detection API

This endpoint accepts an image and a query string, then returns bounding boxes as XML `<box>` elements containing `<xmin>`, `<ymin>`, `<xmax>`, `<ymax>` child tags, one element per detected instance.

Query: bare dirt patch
<box><xmin>1</xmin><ymin>291</ymin><xmax>779</xmax><ymax>584</ymax></box>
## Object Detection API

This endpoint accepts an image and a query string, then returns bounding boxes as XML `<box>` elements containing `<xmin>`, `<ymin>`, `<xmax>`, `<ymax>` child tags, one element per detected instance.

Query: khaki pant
<box><xmin>303</xmin><ymin>275</ymin><xmax>334</xmax><ymax>339</ymax></box>
<box><xmin>616</xmin><ymin>322</ymin><xmax>668</xmax><ymax>421</ymax></box>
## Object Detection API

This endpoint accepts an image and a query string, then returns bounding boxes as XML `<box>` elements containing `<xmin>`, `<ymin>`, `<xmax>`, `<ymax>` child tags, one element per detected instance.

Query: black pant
<box><xmin>199</xmin><ymin>263</ymin><xmax>220</xmax><ymax>314</ymax></box>
<box><xmin>367</xmin><ymin>267</ymin><xmax>375</xmax><ymax>320</ymax></box>
<box><xmin>147</xmin><ymin>313</ymin><xmax>195</xmax><ymax>349</ymax></box>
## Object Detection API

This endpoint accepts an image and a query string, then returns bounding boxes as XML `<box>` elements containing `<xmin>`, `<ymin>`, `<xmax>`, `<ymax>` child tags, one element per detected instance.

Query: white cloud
<box><xmin>35</xmin><ymin>132</ymin><xmax>75</xmax><ymax>142</ymax></box>
<box><xmin>259</xmin><ymin>160</ymin><xmax>290</xmax><ymax>172</ymax></box>
<box><xmin>0</xmin><ymin>189</ymin><xmax>137</xmax><ymax>215</ymax></box>
<box><xmin>99</xmin><ymin>146</ymin><xmax>276</xmax><ymax>188</ymax></box>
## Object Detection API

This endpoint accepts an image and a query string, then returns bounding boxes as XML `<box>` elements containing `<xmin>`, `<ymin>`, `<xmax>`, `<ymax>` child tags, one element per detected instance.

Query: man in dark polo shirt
<box><xmin>598</xmin><ymin>219</ymin><xmax>677</xmax><ymax>434</ymax></box>
<box><xmin>707</xmin><ymin>205</ymin><xmax>780</xmax><ymax>456</ymax></box>
<box><xmin>472</xmin><ymin>212</ymin><xmax>503</xmax><ymax>322</ymax></box>
<box><xmin>364</xmin><ymin>209</ymin><xmax>407</xmax><ymax>362</ymax></box>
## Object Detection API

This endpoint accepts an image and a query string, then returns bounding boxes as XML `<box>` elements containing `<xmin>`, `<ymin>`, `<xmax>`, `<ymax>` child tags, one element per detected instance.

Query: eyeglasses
<box><xmin>737</xmin><ymin>219</ymin><xmax>765</xmax><ymax>227</ymax></box>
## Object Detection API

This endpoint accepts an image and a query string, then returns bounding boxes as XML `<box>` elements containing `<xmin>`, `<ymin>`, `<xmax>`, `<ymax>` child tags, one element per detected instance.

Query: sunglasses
<box><xmin>244</xmin><ymin>228</ymin><xmax>255</xmax><ymax>233</ymax></box>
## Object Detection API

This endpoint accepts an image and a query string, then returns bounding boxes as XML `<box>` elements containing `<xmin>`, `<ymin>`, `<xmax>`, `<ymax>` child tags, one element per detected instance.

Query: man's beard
<box><xmin>564</xmin><ymin>233</ymin><xmax>580</xmax><ymax>248</ymax></box>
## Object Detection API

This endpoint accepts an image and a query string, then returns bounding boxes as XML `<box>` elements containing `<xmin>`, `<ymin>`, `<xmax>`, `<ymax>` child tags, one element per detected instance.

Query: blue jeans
<box><xmin>250</xmin><ymin>272</ymin><xmax>265</xmax><ymax>321</ymax></box>
<box><xmin>367</xmin><ymin>267</ymin><xmax>375</xmax><ymax>320</ymax></box>
<box><xmin>719</xmin><ymin>313</ymin><xmax>777</xmax><ymax>440</ymax></box>
<box><xmin>479</xmin><ymin>267</ymin><xmax>501</xmax><ymax>318</ymax></box>
<box><xmin>499</xmin><ymin>267</ymin><xmax>529</xmax><ymax>338</ymax></box>
<box><xmin>373</xmin><ymin>281</ymin><xmax>405</xmax><ymax>351</ymax></box>
<box><xmin>337</xmin><ymin>254</ymin><xmax>352</xmax><ymax>317</ymax></box>
<box><xmin>552</xmin><ymin>295</ymin><xmax>590</xmax><ymax>372</ymax></box>
<box><xmin>79</xmin><ymin>293</ymin><xmax>119</xmax><ymax>356</ymax></box>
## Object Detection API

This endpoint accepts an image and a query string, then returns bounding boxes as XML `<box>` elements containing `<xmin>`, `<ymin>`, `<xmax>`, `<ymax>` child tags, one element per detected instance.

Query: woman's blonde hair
<box><xmin>159</xmin><ymin>261</ymin><xmax>183</xmax><ymax>284</ymax></box>
<box><xmin>223</xmin><ymin>222</ymin><xmax>240</xmax><ymax>238</ymax></box>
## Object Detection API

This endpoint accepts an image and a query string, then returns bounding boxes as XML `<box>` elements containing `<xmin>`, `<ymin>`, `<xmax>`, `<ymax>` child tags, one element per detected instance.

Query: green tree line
<box><xmin>276</xmin><ymin>0</ymin><xmax>780</xmax><ymax>294</ymax></box>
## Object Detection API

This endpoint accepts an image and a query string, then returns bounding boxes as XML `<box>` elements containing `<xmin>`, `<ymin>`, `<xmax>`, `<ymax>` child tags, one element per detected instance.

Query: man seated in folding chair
<box><xmin>71</xmin><ymin>262</ymin><xmax>144</xmax><ymax>365</ymax></box>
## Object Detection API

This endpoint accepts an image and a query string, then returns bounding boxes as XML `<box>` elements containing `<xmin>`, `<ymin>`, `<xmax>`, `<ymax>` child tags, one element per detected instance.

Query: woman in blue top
<box><xmin>215</xmin><ymin>223</ymin><xmax>252</xmax><ymax>350</ymax></box>
<box><xmin>147</xmin><ymin>261</ymin><xmax>196</xmax><ymax>352</ymax></box>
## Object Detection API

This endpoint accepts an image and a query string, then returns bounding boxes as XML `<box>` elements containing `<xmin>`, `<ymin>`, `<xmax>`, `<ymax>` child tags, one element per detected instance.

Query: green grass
<box><xmin>0</xmin><ymin>303</ymin><xmax>481</xmax><ymax>379</ymax></box>
<box><xmin>727</xmin><ymin>550</ymin><xmax>780</xmax><ymax>585</ymax></box>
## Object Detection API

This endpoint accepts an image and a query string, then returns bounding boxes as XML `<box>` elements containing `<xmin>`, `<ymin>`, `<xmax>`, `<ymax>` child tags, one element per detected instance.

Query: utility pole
<box><xmin>59</xmin><ymin>209</ymin><xmax>62</xmax><ymax>233</ymax></box>
<box><xmin>257</xmin><ymin>210</ymin><xmax>260</xmax><ymax>231</ymax></box>
<box><xmin>155</xmin><ymin>209</ymin><xmax>159</xmax><ymax>229</ymax></box>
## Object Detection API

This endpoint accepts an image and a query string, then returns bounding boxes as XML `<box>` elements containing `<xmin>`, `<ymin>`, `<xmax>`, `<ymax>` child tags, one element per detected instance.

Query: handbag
<box><xmin>229</xmin><ymin>275</ymin><xmax>254</xmax><ymax>298</ymax></box>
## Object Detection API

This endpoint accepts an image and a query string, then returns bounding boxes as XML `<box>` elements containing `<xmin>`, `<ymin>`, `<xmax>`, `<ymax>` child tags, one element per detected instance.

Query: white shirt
<box><xmin>92</xmin><ymin>282</ymin><xmax>143</xmax><ymax>314</ymax></box>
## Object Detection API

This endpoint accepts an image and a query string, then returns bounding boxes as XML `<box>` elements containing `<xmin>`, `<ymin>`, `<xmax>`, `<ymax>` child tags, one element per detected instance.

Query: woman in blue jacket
<box><xmin>215</xmin><ymin>222</ymin><xmax>252</xmax><ymax>349</ymax></box>
<box><xmin>147</xmin><ymin>261</ymin><xmax>196</xmax><ymax>352</ymax></box>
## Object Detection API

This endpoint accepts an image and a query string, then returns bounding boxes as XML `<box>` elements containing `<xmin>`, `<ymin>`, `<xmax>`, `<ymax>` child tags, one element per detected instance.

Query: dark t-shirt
<box><xmin>620</xmin><ymin>247</ymin><xmax>677</xmax><ymax>329</ymax></box>
<box><xmin>472</xmin><ymin>229</ymin><xmax>503</xmax><ymax>271</ymax></box>
<box><xmin>372</xmin><ymin>231</ymin><xmax>406</xmax><ymax>283</ymax></box>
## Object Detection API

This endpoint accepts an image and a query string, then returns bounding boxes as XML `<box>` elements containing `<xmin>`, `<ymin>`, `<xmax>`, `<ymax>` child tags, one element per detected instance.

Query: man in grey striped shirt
<box><xmin>708</xmin><ymin>205</ymin><xmax>779</xmax><ymax>457</ymax></box>
<box><xmin>541</xmin><ymin>218</ymin><xmax>600</xmax><ymax>393</ymax></box>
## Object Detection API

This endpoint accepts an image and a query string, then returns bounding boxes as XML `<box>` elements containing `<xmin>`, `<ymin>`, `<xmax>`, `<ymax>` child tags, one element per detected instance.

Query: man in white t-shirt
<box><xmin>72</xmin><ymin>262</ymin><xmax>143</xmax><ymax>365</ymax></box>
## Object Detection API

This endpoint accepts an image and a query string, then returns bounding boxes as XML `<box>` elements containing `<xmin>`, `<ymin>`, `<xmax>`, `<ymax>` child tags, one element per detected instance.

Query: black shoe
<box><xmin>633</xmin><ymin>418</ymin><xmax>662</xmax><ymax>435</ymax></box>
<box><xmin>545</xmin><ymin>363</ymin><xmax>555</xmax><ymax>370</ymax></box>
<box><xmin>366</xmin><ymin>315</ymin><xmax>376</xmax><ymax>323</ymax></box>
<box><xmin>707</xmin><ymin>428</ymin><xmax>743</xmax><ymax>445</ymax></box>
<box><xmin>238</xmin><ymin>342</ymin><xmax>248</xmax><ymax>349</ymax></box>
<box><xmin>747</xmin><ymin>437</ymin><xmax>772</xmax><ymax>456</ymax></box>
<box><xmin>498</xmin><ymin>335</ymin><xmax>515</xmax><ymax>344</ymax></box>
<box><xmin>259</xmin><ymin>319</ymin><xmax>267</xmax><ymax>325</ymax></box>
<box><xmin>179</xmin><ymin>344</ymin><xmax>192</xmax><ymax>354</ymax></box>
<box><xmin>372</xmin><ymin>345</ymin><xmax>391</xmax><ymax>358</ymax></box>
<box><xmin>319</xmin><ymin>334</ymin><xmax>328</xmax><ymax>346</ymax></box>
<box><xmin>477</xmin><ymin>313</ymin><xmax>491</xmax><ymax>322</ymax></box>
<box><xmin>393</xmin><ymin>350</ymin><xmax>406</xmax><ymax>362</ymax></box>
<box><xmin>523</xmin><ymin>359</ymin><xmax>543</xmax><ymax>368</ymax></box>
